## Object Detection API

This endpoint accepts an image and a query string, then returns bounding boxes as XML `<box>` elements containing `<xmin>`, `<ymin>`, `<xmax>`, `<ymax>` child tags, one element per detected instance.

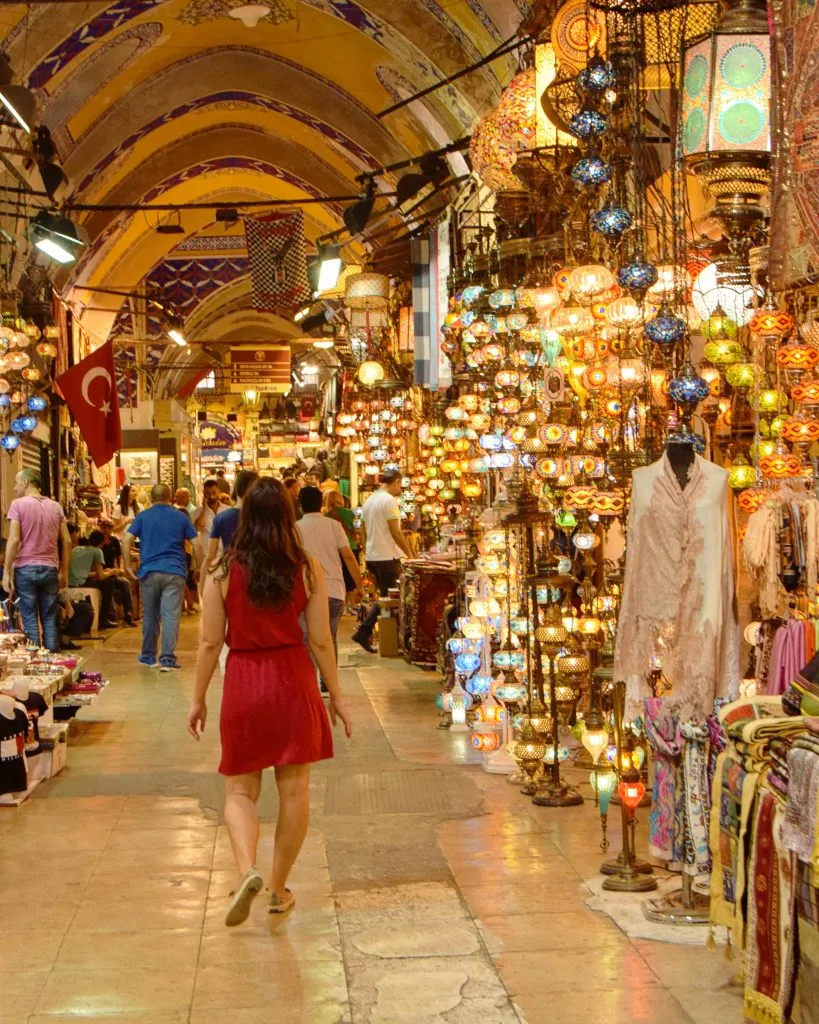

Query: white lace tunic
<box><xmin>614</xmin><ymin>453</ymin><xmax>740</xmax><ymax>722</ymax></box>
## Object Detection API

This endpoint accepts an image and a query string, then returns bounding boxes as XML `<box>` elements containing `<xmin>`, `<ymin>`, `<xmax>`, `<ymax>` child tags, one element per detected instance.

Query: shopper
<box><xmin>187</xmin><ymin>477</ymin><xmax>352</xmax><ymax>926</ymax></box>
<box><xmin>352</xmin><ymin>469</ymin><xmax>412</xmax><ymax>654</ymax></box>
<box><xmin>174</xmin><ymin>488</ymin><xmax>199</xmax><ymax>613</ymax></box>
<box><xmin>98</xmin><ymin>519</ymin><xmax>122</xmax><ymax>569</ymax></box>
<box><xmin>123</xmin><ymin>484</ymin><xmax>197</xmax><ymax>671</ymax></box>
<box><xmin>68</xmin><ymin>526</ymin><xmax>136</xmax><ymax>628</ymax></box>
<box><xmin>3</xmin><ymin>469</ymin><xmax>71</xmax><ymax>651</ymax></box>
<box><xmin>193</xmin><ymin>479</ymin><xmax>222</xmax><ymax>594</ymax></box>
<box><xmin>207</xmin><ymin>469</ymin><xmax>258</xmax><ymax>569</ymax></box>
<box><xmin>324</xmin><ymin>489</ymin><xmax>360</xmax><ymax>601</ymax></box>
<box><xmin>215</xmin><ymin>469</ymin><xmax>232</xmax><ymax>496</ymax></box>
<box><xmin>112</xmin><ymin>484</ymin><xmax>140</xmax><ymax>536</ymax></box>
<box><xmin>298</xmin><ymin>486</ymin><xmax>362</xmax><ymax>668</ymax></box>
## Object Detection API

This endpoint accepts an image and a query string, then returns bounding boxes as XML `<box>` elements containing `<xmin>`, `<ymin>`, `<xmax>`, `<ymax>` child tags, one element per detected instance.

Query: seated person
<box><xmin>68</xmin><ymin>526</ymin><xmax>136</xmax><ymax>629</ymax></box>
<box><xmin>57</xmin><ymin>590</ymin><xmax>94</xmax><ymax>649</ymax></box>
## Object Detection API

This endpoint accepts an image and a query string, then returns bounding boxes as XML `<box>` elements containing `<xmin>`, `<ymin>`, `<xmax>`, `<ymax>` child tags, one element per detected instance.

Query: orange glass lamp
<box><xmin>759</xmin><ymin>442</ymin><xmax>803</xmax><ymax>479</ymax></box>
<box><xmin>776</xmin><ymin>340</ymin><xmax>819</xmax><ymax>373</ymax></box>
<box><xmin>781</xmin><ymin>415</ymin><xmax>819</xmax><ymax>447</ymax></box>
<box><xmin>618</xmin><ymin>769</ymin><xmax>646</xmax><ymax>813</ymax></box>
<box><xmin>750</xmin><ymin>302</ymin><xmax>795</xmax><ymax>340</ymax></box>
<box><xmin>792</xmin><ymin>374</ymin><xmax>819</xmax><ymax>409</ymax></box>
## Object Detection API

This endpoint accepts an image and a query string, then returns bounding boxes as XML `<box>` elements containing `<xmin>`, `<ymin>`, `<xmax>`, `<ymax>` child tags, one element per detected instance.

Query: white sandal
<box><xmin>225</xmin><ymin>867</ymin><xmax>264</xmax><ymax>927</ymax></box>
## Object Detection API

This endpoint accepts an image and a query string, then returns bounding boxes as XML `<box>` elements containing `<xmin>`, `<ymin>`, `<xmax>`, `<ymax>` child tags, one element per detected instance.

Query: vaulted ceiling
<box><xmin>0</xmin><ymin>0</ymin><xmax>526</xmax><ymax>357</ymax></box>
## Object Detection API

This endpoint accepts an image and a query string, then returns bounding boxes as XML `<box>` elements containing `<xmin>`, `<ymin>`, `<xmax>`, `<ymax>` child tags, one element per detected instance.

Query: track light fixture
<box><xmin>343</xmin><ymin>182</ymin><xmax>376</xmax><ymax>236</ymax></box>
<box><xmin>316</xmin><ymin>242</ymin><xmax>343</xmax><ymax>293</ymax></box>
<box><xmin>165</xmin><ymin>314</ymin><xmax>187</xmax><ymax>347</ymax></box>
<box><xmin>0</xmin><ymin>84</ymin><xmax>35</xmax><ymax>134</ymax></box>
<box><xmin>30</xmin><ymin>211</ymin><xmax>84</xmax><ymax>264</ymax></box>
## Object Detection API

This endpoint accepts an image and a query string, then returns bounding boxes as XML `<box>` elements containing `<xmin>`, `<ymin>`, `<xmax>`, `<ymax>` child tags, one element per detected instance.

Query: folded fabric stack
<box><xmin>709</xmin><ymin>695</ymin><xmax>813</xmax><ymax>1024</ymax></box>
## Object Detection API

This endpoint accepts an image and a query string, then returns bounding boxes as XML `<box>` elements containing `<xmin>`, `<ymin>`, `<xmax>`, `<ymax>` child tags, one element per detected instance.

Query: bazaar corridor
<box><xmin>0</xmin><ymin>621</ymin><xmax>743</xmax><ymax>1024</ymax></box>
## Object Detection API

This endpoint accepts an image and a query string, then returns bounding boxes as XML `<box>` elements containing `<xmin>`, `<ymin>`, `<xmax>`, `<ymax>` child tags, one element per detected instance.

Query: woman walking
<box><xmin>187</xmin><ymin>477</ymin><xmax>352</xmax><ymax>926</ymax></box>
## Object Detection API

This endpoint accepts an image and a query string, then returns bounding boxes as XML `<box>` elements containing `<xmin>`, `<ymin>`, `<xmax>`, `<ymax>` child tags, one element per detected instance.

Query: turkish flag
<box><xmin>55</xmin><ymin>342</ymin><xmax>122</xmax><ymax>468</ymax></box>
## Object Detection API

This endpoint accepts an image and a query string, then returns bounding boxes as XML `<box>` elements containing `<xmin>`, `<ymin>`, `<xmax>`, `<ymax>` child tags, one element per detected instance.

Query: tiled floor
<box><xmin>0</xmin><ymin>619</ymin><xmax>743</xmax><ymax>1024</ymax></box>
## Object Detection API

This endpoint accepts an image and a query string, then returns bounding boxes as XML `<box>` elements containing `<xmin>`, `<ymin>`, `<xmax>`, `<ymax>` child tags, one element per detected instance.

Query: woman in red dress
<box><xmin>187</xmin><ymin>477</ymin><xmax>352</xmax><ymax>926</ymax></box>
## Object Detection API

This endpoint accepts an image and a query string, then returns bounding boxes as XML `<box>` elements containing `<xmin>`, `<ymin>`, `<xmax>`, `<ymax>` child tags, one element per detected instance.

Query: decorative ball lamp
<box><xmin>680</xmin><ymin>0</ymin><xmax>773</xmax><ymax>240</ymax></box>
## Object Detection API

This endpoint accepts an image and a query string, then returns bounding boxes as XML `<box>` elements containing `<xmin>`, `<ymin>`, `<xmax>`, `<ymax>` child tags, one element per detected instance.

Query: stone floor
<box><xmin>0</xmin><ymin>618</ymin><xmax>743</xmax><ymax>1024</ymax></box>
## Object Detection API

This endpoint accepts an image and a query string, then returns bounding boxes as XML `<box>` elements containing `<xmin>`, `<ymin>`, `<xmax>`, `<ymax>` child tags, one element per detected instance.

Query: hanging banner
<box><xmin>228</xmin><ymin>345</ymin><xmax>291</xmax><ymax>393</ymax></box>
<box><xmin>435</xmin><ymin>216</ymin><xmax>452</xmax><ymax>390</ymax></box>
<box><xmin>244</xmin><ymin>211</ymin><xmax>311</xmax><ymax>312</ymax></box>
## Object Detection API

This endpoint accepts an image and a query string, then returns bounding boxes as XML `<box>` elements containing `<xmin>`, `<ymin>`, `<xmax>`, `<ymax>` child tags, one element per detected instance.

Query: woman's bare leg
<box><xmin>270</xmin><ymin>763</ymin><xmax>311</xmax><ymax>895</ymax></box>
<box><xmin>224</xmin><ymin>771</ymin><xmax>262</xmax><ymax>876</ymax></box>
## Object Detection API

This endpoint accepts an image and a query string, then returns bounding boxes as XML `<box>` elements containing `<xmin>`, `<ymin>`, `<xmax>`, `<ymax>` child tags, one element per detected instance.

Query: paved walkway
<box><xmin>0</xmin><ymin>619</ymin><xmax>742</xmax><ymax>1023</ymax></box>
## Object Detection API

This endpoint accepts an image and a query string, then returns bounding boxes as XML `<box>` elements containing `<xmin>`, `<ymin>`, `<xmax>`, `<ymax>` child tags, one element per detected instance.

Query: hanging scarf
<box><xmin>644</xmin><ymin>697</ymin><xmax>684</xmax><ymax>864</ymax></box>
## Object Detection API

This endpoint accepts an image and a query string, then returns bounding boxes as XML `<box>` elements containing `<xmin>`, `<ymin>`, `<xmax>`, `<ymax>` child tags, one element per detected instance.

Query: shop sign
<box><xmin>229</xmin><ymin>345</ymin><xmax>291</xmax><ymax>393</ymax></box>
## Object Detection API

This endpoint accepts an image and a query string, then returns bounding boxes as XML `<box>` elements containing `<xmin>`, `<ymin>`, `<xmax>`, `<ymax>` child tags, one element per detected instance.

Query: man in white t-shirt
<box><xmin>352</xmin><ymin>469</ymin><xmax>412</xmax><ymax>653</ymax></box>
<box><xmin>297</xmin><ymin>487</ymin><xmax>362</xmax><ymax>683</ymax></box>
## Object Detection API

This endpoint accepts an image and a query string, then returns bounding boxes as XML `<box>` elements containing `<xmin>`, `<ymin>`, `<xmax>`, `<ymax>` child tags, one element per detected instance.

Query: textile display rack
<box><xmin>0</xmin><ymin>632</ymin><xmax>110</xmax><ymax>806</ymax></box>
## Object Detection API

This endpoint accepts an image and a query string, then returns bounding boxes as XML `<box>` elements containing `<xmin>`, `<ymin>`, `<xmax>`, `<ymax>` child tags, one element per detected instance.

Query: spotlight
<box><xmin>313</xmin><ymin>337</ymin><xmax>334</xmax><ymax>349</ymax></box>
<box><xmin>38</xmin><ymin>162</ymin><xmax>67</xmax><ymax>200</ymax></box>
<box><xmin>165</xmin><ymin>314</ymin><xmax>186</xmax><ymax>346</ymax></box>
<box><xmin>293</xmin><ymin>305</ymin><xmax>312</xmax><ymax>322</ymax></box>
<box><xmin>215</xmin><ymin>207</ymin><xmax>240</xmax><ymax>224</ymax></box>
<box><xmin>30</xmin><ymin>211</ymin><xmax>84</xmax><ymax>264</ymax></box>
<box><xmin>395</xmin><ymin>154</ymin><xmax>447</xmax><ymax>206</ymax></box>
<box><xmin>300</xmin><ymin>308</ymin><xmax>331</xmax><ymax>334</ymax></box>
<box><xmin>0</xmin><ymin>84</ymin><xmax>35</xmax><ymax>134</ymax></box>
<box><xmin>156</xmin><ymin>212</ymin><xmax>184</xmax><ymax>235</ymax></box>
<box><xmin>316</xmin><ymin>243</ymin><xmax>343</xmax><ymax>292</ymax></box>
<box><xmin>343</xmin><ymin>183</ymin><xmax>375</xmax><ymax>235</ymax></box>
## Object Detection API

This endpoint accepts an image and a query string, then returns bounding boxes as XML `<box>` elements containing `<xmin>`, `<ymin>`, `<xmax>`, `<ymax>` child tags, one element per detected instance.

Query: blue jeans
<box><xmin>139</xmin><ymin>572</ymin><xmax>185</xmax><ymax>667</ymax></box>
<box><xmin>14</xmin><ymin>565</ymin><xmax>59</xmax><ymax>651</ymax></box>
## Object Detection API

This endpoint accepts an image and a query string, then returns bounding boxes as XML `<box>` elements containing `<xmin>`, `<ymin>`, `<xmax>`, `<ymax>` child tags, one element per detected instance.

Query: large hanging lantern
<box><xmin>345</xmin><ymin>272</ymin><xmax>389</xmax><ymax>311</ymax></box>
<box><xmin>680</xmin><ymin>0</ymin><xmax>772</xmax><ymax>238</ymax></box>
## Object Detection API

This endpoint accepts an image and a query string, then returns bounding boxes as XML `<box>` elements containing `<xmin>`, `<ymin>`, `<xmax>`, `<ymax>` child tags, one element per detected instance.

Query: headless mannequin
<box><xmin>10</xmin><ymin>679</ymin><xmax>29</xmax><ymax>701</ymax></box>
<box><xmin>0</xmin><ymin>693</ymin><xmax>16</xmax><ymax>720</ymax></box>
<box><xmin>666</xmin><ymin>441</ymin><xmax>696</xmax><ymax>491</ymax></box>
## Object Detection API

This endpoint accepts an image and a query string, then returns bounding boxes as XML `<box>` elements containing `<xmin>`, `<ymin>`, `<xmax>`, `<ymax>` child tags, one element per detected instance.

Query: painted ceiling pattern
<box><xmin>0</xmin><ymin>0</ymin><xmax>527</xmax><ymax>358</ymax></box>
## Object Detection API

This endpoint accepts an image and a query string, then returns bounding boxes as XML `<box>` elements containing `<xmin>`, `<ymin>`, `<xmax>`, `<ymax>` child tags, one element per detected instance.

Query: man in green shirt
<box><xmin>68</xmin><ymin>526</ymin><xmax>135</xmax><ymax>628</ymax></box>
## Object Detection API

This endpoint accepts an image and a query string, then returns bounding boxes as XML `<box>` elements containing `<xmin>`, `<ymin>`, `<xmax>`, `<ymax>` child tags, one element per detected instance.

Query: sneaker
<box><xmin>124</xmin><ymin>619</ymin><xmax>138</xmax><ymax>628</ymax></box>
<box><xmin>100</xmin><ymin>620</ymin><xmax>119</xmax><ymax>630</ymax></box>
<box><xmin>351</xmin><ymin>631</ymin><xmax>377</xmax><ymax>654</ymax></box>
<box><xmin>267</xmin><ymin>888</ymin><xmax>295</xmax><ymax>915</ymax></box>
<box><xmin>138</xmin><ymin>659</ymin><xmax>159</xmax><ymax>668</ymax></box>
<box><xmin>60</xmin><ymin>641</ymin><xmax>82</xmax><ymax>651</ymax></box>
<box><xmin>160</xmin><ymin>663</ymin><xmax>181</xmax><ymax>673</ymax></box>
<box><xmin>225</xmin><ymin>867</ymin><xmax>264</xmax><ymax>927</ymax></box>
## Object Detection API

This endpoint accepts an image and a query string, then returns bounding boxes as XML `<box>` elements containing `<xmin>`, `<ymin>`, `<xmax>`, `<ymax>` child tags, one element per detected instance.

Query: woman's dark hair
<box><xmin>117</xmin><ymin>484</ymin><xmax>130</xmax><ymax>515</ymax></box>
<box><xmin>221</xmin><ymin>476</ymin><xmax>312</xmax><ymax>607</ymax></box>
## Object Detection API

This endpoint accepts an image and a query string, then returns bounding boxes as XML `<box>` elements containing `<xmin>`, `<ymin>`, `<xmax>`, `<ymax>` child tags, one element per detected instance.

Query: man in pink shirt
<box><xmin>3</xmin><ymin>469</ymin><xmax>71</xmax><ymax>651</ymax></box>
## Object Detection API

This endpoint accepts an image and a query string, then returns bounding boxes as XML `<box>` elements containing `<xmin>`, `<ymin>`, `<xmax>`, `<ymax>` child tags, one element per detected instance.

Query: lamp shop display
<box><xmin>352</xmin><ymin>0</ymin><xmax>819</xmax><ymax>938</ymax></box>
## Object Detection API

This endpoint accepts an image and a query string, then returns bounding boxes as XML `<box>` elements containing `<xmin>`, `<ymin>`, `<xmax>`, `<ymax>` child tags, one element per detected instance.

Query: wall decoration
<box><xmin>120</xmin><ymin>449</ymin><xmax>158</xmax><ymax>485</ymax></box>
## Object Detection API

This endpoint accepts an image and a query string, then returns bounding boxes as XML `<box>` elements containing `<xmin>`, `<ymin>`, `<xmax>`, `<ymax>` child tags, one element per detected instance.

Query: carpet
<box><xmin>584</xmin><ymin>874</ymin><xmax>711</xmax><ymax>945</ymax></box>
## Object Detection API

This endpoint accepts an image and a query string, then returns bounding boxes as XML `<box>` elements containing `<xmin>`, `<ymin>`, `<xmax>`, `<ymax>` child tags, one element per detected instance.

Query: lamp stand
<box><xmin>642</xmin><ymin>871</ymin><xmax>711</xmax><ymax>925</ymax></box>
<box><xmin>601</xmin><ymin>681</ymin><xmax>657</xmax><ymax>892</ymax></box>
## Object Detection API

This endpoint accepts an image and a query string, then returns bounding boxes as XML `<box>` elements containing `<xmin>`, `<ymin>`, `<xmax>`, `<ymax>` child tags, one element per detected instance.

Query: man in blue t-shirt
<box><xmin>206</xmin><ymin>469</ymin><xmax>258</xmax><ymax>570</ymax></box>
<box><xmin>122</xmin><ymin>484</ymin><xmax>197</xmax><ymax>671</ymax></box>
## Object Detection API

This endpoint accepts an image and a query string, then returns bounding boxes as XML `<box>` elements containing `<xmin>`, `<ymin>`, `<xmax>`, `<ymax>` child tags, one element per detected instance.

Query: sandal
<box><xmin>224</xmin><ymin>867</ymin><xmax>264</xmax><ymax>927</ymax></box>
<box><xmin>268</xmin><ymin>888</ymin><xmax>295</xmax><ymax>914</ymax></box>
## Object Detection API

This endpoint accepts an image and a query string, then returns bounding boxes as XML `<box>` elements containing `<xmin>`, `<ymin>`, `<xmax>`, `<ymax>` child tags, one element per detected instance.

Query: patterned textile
<box><xmin>244</xmin><ymin>211</ymin><xmax>310</xmax><ymax>313</ymax></box>
<box><xmin>411</xmin><ymin>236</ymin><xmax>432</xmax><ymax>387</ymax></box>
<box><xmin>743</xmin><ymin>792</ymin><xmax>797</xmax><ymax>1024</ymax></box>
<box><xmin>784</xmin><ymin>668</ymin><xmax>819</xmax><ymax>717</ymax></box>
<box><xmin>783</xmin><ymin>744</ymin><xmax>819</xmax><ymax>869</ymax></box>
<box><xmin>644</xmin><ymin>698</ymin><xmax>683</xmax><ymax>865</ymax></box>
<box><xmin>710</xmin><ymin>749</ymin><xmax>760</xmax><ymax>947</ymax></box>
<box><xmin>681</xmin><ymin>720</ymin><xmax>712</xmax><ymax>875</ymax></box>
<box><xmin>708</xmin><ymin>698</ymin><xmax>730</xmax><ymax>792</ymax></box>
<box><xmin>797</xmin><ymin>861</ymin><xmax>819</xmax><ymax>931</ymax></box>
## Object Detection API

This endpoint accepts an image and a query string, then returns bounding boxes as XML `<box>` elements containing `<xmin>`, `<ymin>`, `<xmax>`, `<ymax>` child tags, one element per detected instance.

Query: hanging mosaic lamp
<box><xmin>571</xmin><ymin>154</ymin><xmax>612</xmax><ymax>187</ymax></box>
<box><xmin>727</xmin><ymin>453</ymin><xmax>756</xmax><ymax>490</ymax></box>
<box><xmin>644</xmin><ymin>304</ymin><xmax>687</xmax><ymax>348</ymax></box>
<box><xmin>616</xmin><ymin>258</ymin><xmax>658</xmax><ymax>295</ymax></box>
<box><xmin>591</xmin><ymin>200</ymin><xmax>633</xmax><ymax>237</ymax></box>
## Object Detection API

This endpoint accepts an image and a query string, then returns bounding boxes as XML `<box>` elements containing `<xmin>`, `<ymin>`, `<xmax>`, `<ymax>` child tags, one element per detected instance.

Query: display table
<box><xmin>399</xmin><ymin>558</ymin><xmax>457</xmax><ymax>668</ymax></box>
<box><xmin>0</xmin><ymin>636</ymin><xmax>109</xmax><ymax>806</ymax></box>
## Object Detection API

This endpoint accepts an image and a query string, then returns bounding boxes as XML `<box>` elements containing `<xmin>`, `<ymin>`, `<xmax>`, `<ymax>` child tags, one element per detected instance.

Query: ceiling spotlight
<box><xmin>396</xmin><ymin>153</ymin><xmax>447</xmax><ymax>206</ymax></box>
<box><xmin>30</xmin><ymin>211</ymin><xmax>84</xmax><ymax>264</ymax></box>
<box><xmin>157</xmin><ymin>211</ymin><xmax>184</xmax><ymax>235</ymax></box>
<box><xmin>343</xmin><ymin>184</ymin><xmax>376</xmax><ymax>235</ymax></box>
<box><xmin>165</xmin><ymin>314</ymin><xmax>187</xmax><ymax>346</ymax></box>
<box><xmin>0</xmin><ymin>84</ymin><xmax>35</xmax><ymax>134</ymax></box>
<box><xmin>316</xmin><ymin>243</ymin><xmax>343</xmax><ymax>293</ymax></box>
<box><xmin>313</xmin><ymin>337</ymin><xmax>335</xmax><ymax>349</ymax></box>
<box><xmin>38</xmin><ymin>162</ymin><xmax>68</xmax><ymax>201</ymax></box>
<box><xmin>300</xmin><ymin>308</ymin><xmax>331</xmax><ymax>334</ymax></box>
<box><xmin>293</xmin><ymin>305</ymin><xmax>312</xmax><ymax>322</ymax></box>
<box><xmin>215</xmin><ymin>207</ymin><xmax>240</xmax><ymax>224</ymax></box>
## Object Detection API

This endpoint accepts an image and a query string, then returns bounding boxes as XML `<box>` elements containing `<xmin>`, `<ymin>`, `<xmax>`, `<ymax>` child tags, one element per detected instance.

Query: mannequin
<box><xmin>0</xmin><ymin>693</ymin><xmax>29</xmax><ymax>795</ymax></box>
<box><xmin>666</xmin><ymin>438</ymin><xmax>696</xmax><ymax>491</ymax></box>
<box><xmin>10</xmin><ymin>678</ymin><xmax>29</xmax><ymax>701</ymax></box>
<box><xmin>0</xmin><ymin>693</ymin><xmax>16</xmax><ymax>719</ymax></box>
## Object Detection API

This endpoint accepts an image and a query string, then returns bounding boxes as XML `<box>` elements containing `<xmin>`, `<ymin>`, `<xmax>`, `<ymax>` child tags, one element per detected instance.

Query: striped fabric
<box><xmin>411</xmin><ymin>224</ymin><xmax>451</xmax><ymax>391</ymax></box>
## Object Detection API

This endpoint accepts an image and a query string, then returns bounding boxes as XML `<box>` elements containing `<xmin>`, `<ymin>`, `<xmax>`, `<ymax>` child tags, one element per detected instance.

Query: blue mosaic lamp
<box><xmin>0</xmin><ymin>432</ymin><xmax>20</xmax><ymax>451</ymax></box>
<box><xmin>27</xmin><ymin>395</ymin><xmax>48</xmax><ymax>412</ymax></box>
<box><xmin>571</xmin><ymin>155</ymin><xmax>611</xmax><ymax>187</ymax></box>
<box><xmin>11</xmin><ymin>415</ymin><xmax>37</xmax><ymax>434</ymax></box>
<box><xmin>644</xmin><ymin>304</ymin><xmax>687</xmax><ymax>348</ymax></box>
<box><xmin>591</xmin><ymin>201</ymin><xmax>633</xmax><ymax>237</ymax></box>
<box><xmin>667</xmin><ymin>428</ymin><xmax>707</xmax><ymax>454</ymax></box>
<box><xmin>569</xmin><ymin>110</ymin><xmax>608</xmax><ymax>139</ymax></box>
<box><xmin>616</xmin><ymin>258</ymin><xmax>658</xmax><ymax>293</ymax></box>
<box><xmin>668</xmin><ymin>363</ymin><xmax>710</xmax><ymax>408</ymax></box>
<box><xmin>577</xmin><ymin>57</ymin><xmax>616</xmax><ymax>93</ymax></box>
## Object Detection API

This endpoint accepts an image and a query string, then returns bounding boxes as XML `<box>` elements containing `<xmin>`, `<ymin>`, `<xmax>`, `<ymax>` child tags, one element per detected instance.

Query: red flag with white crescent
<box><xmin>55</xmin><ymin>341</ymin><xmax>122</xmax><ymax>468</ymax></box>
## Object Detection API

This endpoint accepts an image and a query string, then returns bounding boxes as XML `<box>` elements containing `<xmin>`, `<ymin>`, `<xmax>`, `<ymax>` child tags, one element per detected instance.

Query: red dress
<box><xmin>219</xmin><ymin>562</ymin><xmax>334</xmax><ymax>775</ymax></box>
